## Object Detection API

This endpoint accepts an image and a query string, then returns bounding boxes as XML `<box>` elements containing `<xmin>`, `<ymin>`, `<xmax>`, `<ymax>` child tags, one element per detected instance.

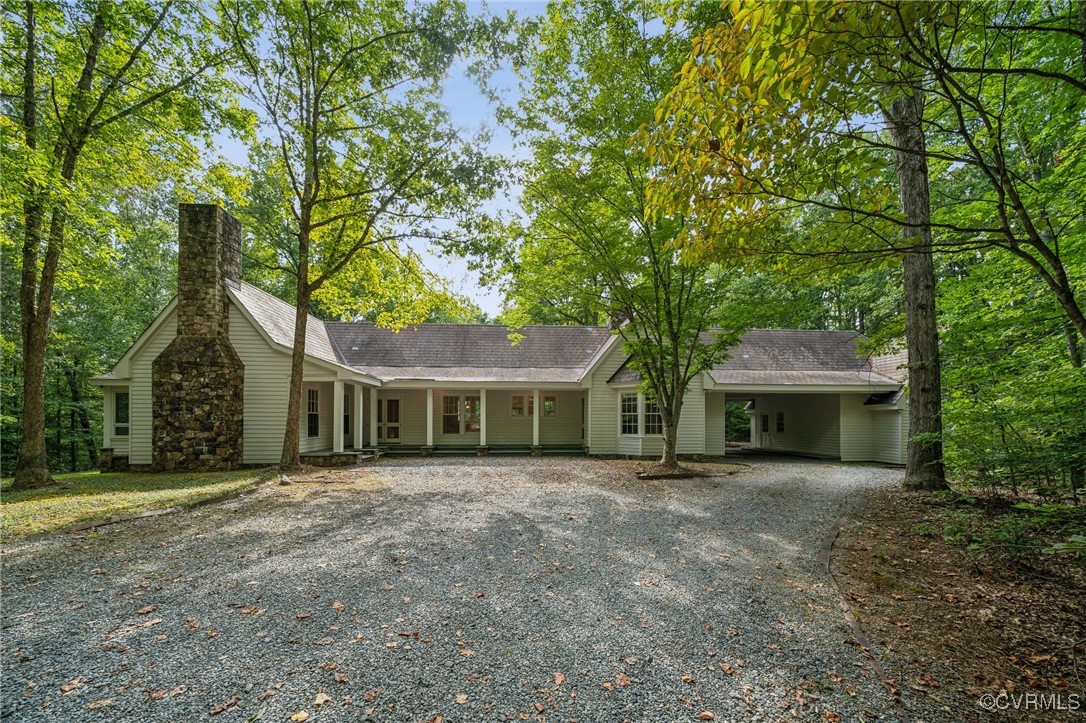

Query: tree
<box><xmin>223</xmin><ymin>0</ymin><xmax>508</xmax><ymax>468</ymax></box>
<box><xmin>503</xmin><ymin>0</ymin><xmax>735</xmax><ymax>469</ymax></box>
<box><xmin>647</xmin><ymin>1</ymin><xmax>1085</xmax><ymax>488</ymax></box>
<box><xmin>1</xmin><ymin>1</ymin><xmax>239</xmax><ymax>488</ymax></box>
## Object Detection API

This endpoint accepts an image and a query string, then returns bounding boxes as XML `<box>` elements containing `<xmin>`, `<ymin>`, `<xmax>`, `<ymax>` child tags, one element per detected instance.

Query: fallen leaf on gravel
<box><xmin>334</xmin><ymin>673</ymin><xmax>348</xmax><ymax>684</ymax></box>
<box><xmin>459</xmin><ymin>648</ymin><xmax>474</xmax><ymax>656</ymax></box>
<box><xmin>142</xmin><ymin>618</ymin><xmax>162</xmax><ymax>628</ymax></box>
<box><xmin>681</xmin><ymin>673</ymin><xmax>694</xmax><ymax>684</ymax></box>
<box><xmin>137</xmin><ymin>605</ymin><xmax>156</xmax><ymax>615</ymax></box>
<box><xmin>314</xmin><ymin>692</ymin><xmax>332</xmax><ymax>706</ymax></box>
<box><xmin>623</xmin><ymin>656</ymin><xmax>638</xmax><ymax>665</ymax></box>
<box><xmin>697</xmin><ymin>712</ymin><xmax>715</xmax><ymax>721</ymax></box>
<box><xmin>85</xmin><ymin>699</ymin><xmax>111</xmax><ymax>710</ymax></box>
<box><xmin>296</xmin><ymin>612</ymin><xmax>312</xmax><ymax>621</ymax></box>
<box><xmin>60</xmin><ymin>678</ymin><xmax>86</xmax><ymax>695</ymax></box>
<box><xmin>534</xmin><ymin>702</ymin><xmax>545</xmax><ymax>712</ymax></box>
<box><xmin>455</xmin><ymin>693</ymin><xmax>468</xmax><ymax>704</ymax></box>
<box><xmin>209</xmin><ymin>695</ymin><xmax>239</xmax><ymax>715</ymax></box>
<box><xmin>601</xmin><ymin>682</ymin><xmax>614</xmax><ymax>691</ymax></box>
<box><xmin>206</xmin><ymin>629</ymin><xmax>219</xmax><ymax>638</ymax></box>
<box><xmin>823</xmin><ymin>712</ymin><xmax>841</xmax><ymax>722</ymax></box>
<box><xmin>426</xmin><ymin>717</ymin><xmax>443</xmax><ymax>723</ymax></box>
<box><xmin>553</xmin><ymin>672</ymin><xmax>566</xmax><ymax>686</ymax></box>
<box><xmin>315</xmin><ymin>637</ymin><xmax>333</xmax><ymax>645</ymax></box>
<box><xmin>386</xmin><ymin>641</ymin><xmax>398</xmax><ymax>648</ymax></box>
<box><xmin>362</xmin><ymin>690</ymin><xmax>380</xmax><ymax>702</ymax></box>
<box><xmin>615</xmin><ymin>673</ymin><xmax>632</xmax><ymax>687</ymax></box>
<box><xmin>290</xmin><ymin>713</ymin><xmax>309</xmax><ymax>722</ymax></box>
<box><xmin>332</xmin><ymin>601</ymin><xmax>345</xmax><ymax>611</ymax></box>
<box><xmin>720</xmin><ymin>663</ymin><xmax>736</xmax><ymax>675</ymax></box>
<box><xmin>241</xmin><ymin>607</ymin><xmax>266</xmax><ymax>616</ymax></box>
<box><xmin>322</xmin><ymin>662</ymin><xmax>338</xmax><ymax>672</ymax></box>
<box><xmin>767</xmin><ymin>643</ymin><xmax>781</xmax><ymax>650</ymax></box>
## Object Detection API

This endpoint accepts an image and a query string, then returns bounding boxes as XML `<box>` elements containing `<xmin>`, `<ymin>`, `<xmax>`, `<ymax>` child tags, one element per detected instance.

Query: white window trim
<box><xmin>618</xmin><ymin>391</ymin><xmax>664</xmax><ymax>437</ymax></box>
<box><xmin>543</xmin><ymin>395</ymin><xmax>557</xmax><ymax>417</ymax></box>
<box><xmin>511</xmin><ymin>394</ymin><xmax>535</xmax><ymax>417</ymax></box>
<box><xmin>307</xmin><ymin>388</ymin><xmax>320</xmax><ymax>438</ymax></box>
<box><xmin>113</xmin><ymin>389</ymin><xmax>130</xmax><ymax>438</ymax></box>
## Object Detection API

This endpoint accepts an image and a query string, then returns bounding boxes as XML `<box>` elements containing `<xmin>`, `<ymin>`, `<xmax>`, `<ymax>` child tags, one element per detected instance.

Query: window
<box><xmin>307</xmin><ymin>389</ymin><xmax>319</xmax><ymax>437</ymax></box>
<box><xmin>443</xmin><ymin>395</ymin><xmax>460</xmax><ymax>434</ymax></box>
<box><xmin>543</xmin><ymin>395</ymin><xmax>556</xmax><ymax>417</ymax></box>
<box><xmin>114</xmin><ymin>391</ymin><xmax>130</xmax><ymax>437</ymax></box>
<box><xmin>464</xmin><ymin>396</ymin><xmax>481</xmax><ymax>432</ymax></box>
<box><xmin>343</xmin><ymin>393</ymin><xmax>351</xmax><ymax>436</ymax></box>
<box><xmin>644</xmin><ymin>397</ymin><xmax>663</xmax><ymax>435</ymax></box>
<box><xmin>511</xmin><ymin>394</ymin><xmax>536</xmax><ymax>417</ymax></box>
<box><xmin>776</xmin><ymin>411</ymin><xmax>785</xmax><ymax>433</ymax></box>
<box><xmin>620</xmin><ymin>393</ymin><xmax>638</xmax><ymax>435</ymax></box>
<box><xmin>761</xmin><ymin>413</ymin><xmax>769</xmax><ymax>434</ymax></box>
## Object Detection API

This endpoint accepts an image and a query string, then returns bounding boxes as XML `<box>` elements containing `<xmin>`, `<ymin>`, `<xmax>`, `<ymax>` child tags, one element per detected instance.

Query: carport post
<box><xmin>333</xmin><ymin>381</ymin><xmax>345</xmax><ymax>453</ymax></box>
<box><xmin>426</xmin><ymin>388</ymin><xmax>434</xmax><ymax>447</ymax></box>
<box><xmin>533</xmin><ymin>388</ymin><xmax>541</xmax><ymax>447</ymax></box>
<box><xmin>369</xmin><ymin>389</ymin><xmax>378</xmax><ymax>447</ymax></box>
<box><xmin>480</xmin><ymin>389</ymin><xmax>487</xmax><ymax>446</ymax></box>
<box><xmin>353</xmin><ymin>385</ymin><xmax>364</xmax><ymax>449</ymax></box>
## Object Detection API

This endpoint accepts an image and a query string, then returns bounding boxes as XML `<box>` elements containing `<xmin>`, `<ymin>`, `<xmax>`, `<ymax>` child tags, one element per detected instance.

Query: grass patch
<box><xmin>0</xmin><ymin>469</ymin><xmax>271</xmax><ymax>542</ymax></box>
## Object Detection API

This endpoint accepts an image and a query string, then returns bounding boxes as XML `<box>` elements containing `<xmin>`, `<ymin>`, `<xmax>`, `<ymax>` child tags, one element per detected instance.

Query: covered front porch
<box><xmin>361</xmin><ymin>385</ymin><xmax>587</xmax><ymax>457</ymax></box>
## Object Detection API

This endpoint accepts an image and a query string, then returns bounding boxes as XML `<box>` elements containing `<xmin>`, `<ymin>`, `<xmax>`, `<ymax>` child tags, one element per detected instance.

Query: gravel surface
<box><xmin>2</xmin><ymin>457</ymin><xmax>909</xmax><ymax>722</ymax></box>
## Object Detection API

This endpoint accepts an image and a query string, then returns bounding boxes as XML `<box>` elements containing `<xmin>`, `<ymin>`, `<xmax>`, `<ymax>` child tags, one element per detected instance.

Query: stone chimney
<box><xmin>151</xmin><ymin>204</ymin><xmax>244</xmax><ymax>471</ymax></box>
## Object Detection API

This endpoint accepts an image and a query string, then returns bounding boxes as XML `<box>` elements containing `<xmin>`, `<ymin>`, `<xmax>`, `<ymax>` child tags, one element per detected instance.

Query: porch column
<box><xmin>333</xmin><ymin>380</ymin><xmax>345</xmax><ymax>453</ymax></box>
<box><xmin>353</xmin><ymin>385</ymin><xmax>364</xmax><ymax>449</ymax></box>
<box><xmin>479</xmin><ymin>389</ymin><xmax>487</xmax><ymax>446</ymax></box>
<box><xmin>369</xmin><ymin>388</ymin><xmax>378</xmax><ymax>447</ymax></box>
<box><xmin>532</xmin><ymin>388</ymin><xmax>541</xmax><ymax>447</ymax></box>
<box><xmin>426</xmin><ymin>388</ymin><xmax>434</xmax><ymax>448</ymax></box>
<box><xmin>103</xmin><ymin>388</ymin><xmax>113</xmax><ymax>449</ymax></box>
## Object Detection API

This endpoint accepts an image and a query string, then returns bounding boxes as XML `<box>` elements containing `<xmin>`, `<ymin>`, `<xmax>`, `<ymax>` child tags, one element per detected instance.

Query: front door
<box><xmin>760</xmin><ymin>412</ymin><xmax>771</xmax><ymax>448</ymax></box>
<box><xmin>378</xmin><ymin>398</ymin><xmax>400</xmax><ymax>442</ymax></box>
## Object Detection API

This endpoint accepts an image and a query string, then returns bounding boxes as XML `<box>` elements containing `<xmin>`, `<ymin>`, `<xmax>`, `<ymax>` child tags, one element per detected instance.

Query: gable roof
<box><xmin>608</xmin><ymin>329</ymin><xmax>901</xmax><ymax>387</ymax></box>
<box><xmin>229</xmin><ymin>282</ymin><xmax>342</xmax><ymax>367</ymax></box>
<box><xmin>708</xmin><ymin>329</ymin><xmax>899</xmax><ymax>386</ymax></box>
<box><xmin>324</xmin><ymin>323</ymin><xmax>612</xmax><ymax>383</ymax></box>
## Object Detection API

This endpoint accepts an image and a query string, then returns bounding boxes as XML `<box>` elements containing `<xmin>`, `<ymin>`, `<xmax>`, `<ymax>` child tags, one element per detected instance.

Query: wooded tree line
<box><xmin>3</xmin><ymin>1</ymin><xmax>1083</xmax><ymax>495</ymax></box>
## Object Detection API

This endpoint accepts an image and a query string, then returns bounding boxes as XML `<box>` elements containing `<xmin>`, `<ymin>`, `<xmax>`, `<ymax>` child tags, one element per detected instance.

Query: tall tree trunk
<box><xmin>280</xmin><ymin>277</ymin><xmax>309</xmax><ymax>470</ymax></box>
<box><xmin>884</xmin><ymin>90</ymin><xmax>948</xmax><ymax>491</ymax></box>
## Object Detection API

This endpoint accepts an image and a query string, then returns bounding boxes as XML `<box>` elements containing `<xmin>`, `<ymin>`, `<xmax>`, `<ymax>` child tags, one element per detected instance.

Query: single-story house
<box><xmin>92</xmin><ymin>204</ymin><xmax>908</xmax><ymax>471</ymax></box>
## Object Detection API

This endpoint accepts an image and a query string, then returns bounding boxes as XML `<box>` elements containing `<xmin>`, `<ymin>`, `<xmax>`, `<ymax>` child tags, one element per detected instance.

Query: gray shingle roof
<box><xmin>230</xmin><ymin>282</ymin><xmax>341</xmax><ymax>367</ymax></box>
<box><xmin>609</xmin><ymin>330</ymin><xmax>901</xmax><ymax>387</ymax></box>
<box><xmin>325</xmin><ymin>323</ymin><xmax>611</xmax><ymax>372</ymax></box>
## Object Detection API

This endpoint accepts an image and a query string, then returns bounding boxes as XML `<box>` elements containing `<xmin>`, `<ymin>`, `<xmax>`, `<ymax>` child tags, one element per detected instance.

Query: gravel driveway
<box><xmin>2</xmin><ymin>457</ymin><xmax>905</xmax><ymax>722</ymax></box>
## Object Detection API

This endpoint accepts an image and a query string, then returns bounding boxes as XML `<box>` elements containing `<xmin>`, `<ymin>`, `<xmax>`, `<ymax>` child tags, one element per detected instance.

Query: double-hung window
<box><xmin>307</xmin><ymin>389</ymin><xmax>320</xmax><ymax>437</ymax></box>
<box><xmin>620</xmin><ymin>393</ymin><xmax>638</xmax><ymax>435</ymax></box>
<box><xmin>511</xmin><ymin>394</ymin><xmax>536</xmax><ymax>417</ymax></box>
<box><xmin>464</xmin><ymin>396</ymin><xmax>481</xmax><ymax>432</ymax></box>
<box><xmin>443</xmin><ymin>395</ymin><xmax>460</xmax><ymax>434</ymax></box>
<box><xmin>644</xmin><ymin>397</ymin><xmax>663</xmax><ymax>435</ymax></box>
<box><xmin>114</xmin><ymin>391</ymin><xmax>130</xmax><ymax>437</ymax></box>
<box><xmin>543</xmin><ymin>395</ymin><xmax>556</xmax><ymax>417</ymax></box>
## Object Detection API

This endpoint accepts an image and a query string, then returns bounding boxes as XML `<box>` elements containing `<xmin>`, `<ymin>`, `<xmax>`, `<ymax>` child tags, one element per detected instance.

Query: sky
<box><xmin>215</xmin><ymin>1</ymin><xmax>549</xmax><ymax>319</ymax></box>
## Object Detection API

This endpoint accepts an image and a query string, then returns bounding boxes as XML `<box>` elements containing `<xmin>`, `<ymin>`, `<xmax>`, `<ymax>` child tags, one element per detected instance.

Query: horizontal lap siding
<box><xmin>617</xmin><ymin>435</ymin><xmax>641</xmax><ymax>456</ymax></box>
<box><xmin>230</xmin><ymin>306</ymin><xmax>288</xmax><ymax>463</ymax></box>
<box><xmin>676</xmin><ymin>377</ymin><xmax>705</xmax><ymax>455</ymax></box>
<box><xmin>299</xmin><ymin>381</ymin><xmax>333</xmax><ymax>453</ymax></box>
<box><xmin>760</xmin><ymin>393</ymin><xmax>841</xmax><ymax>458</ymax></box>
<box><xmin>378</xmin><ymin>390</ymin><xmax>427</xmax><ymax>446</ymax></box>
<box><xmin>839</xmin><ymin>393</ymin><xmax>875</xmax><ymax>462</ymax></box>
<box><xmin>586</xmin><ymin>342</ymin><xmax>626</xmax><ymax>455</ymax></box>
<box><xmin>705</xmin><ymin>391</ymin><xmax>726</xmax><ymax>456</ymax></box>
<box><xmin>129</xmin><ymin>315</ymin><xmax>177</xmax><ymax>465</ymax></box>
<box><xmin>872</xmin><ymin>411</ymin><xmax>904</xmax><ymax>464</ymax></box>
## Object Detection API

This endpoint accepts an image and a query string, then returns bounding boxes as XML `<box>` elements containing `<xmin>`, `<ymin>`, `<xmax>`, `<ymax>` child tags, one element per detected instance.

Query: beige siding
<box><xmin>676</xmin><ymin>376</ymin><xmax>705</xmax><ymax>454</ymax></box>
<box><xmin>871</xmin><ymin>411</ymin><xmax>904</xmax><ymax>464</ymax></box>
<box><xmin>128</xmin><ymin>314</ymin><xmax>178</xmax><ymax>464</ymax></box>
<box><xmin>705</xmin><ymin>391</ymin><xmax>726</xmax><ymax>456</ymax></box>
<box><xmin>617</xmin><ymin>435</ymin><xmax>642</xmax><ymax>456</ymax></box>
<box><xmin>230</xmin><ymin>305</ymin><xmax>288</xmax><ymax>463</ymax></box>
<box><xmin>585</xmin><ymin>342</ymin><xmax>627</xmax><ymax>455</ymax></box>
<box><xmin>839</xmin><ymin>393</ymin><xmax>875</xmax><ymax>462</ymax></box>
<box><xmin>754</xmin><ymin>393</ymin><xmax>841</xmax><ymax>458</ymax></box>
<box><xmin>299</xmin><ymin>381</ymin><xmax>333</xmax><ymax>453</ymax></box>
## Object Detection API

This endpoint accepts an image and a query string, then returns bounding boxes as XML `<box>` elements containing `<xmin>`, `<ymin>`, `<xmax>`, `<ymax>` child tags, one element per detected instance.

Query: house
<box><xmin>92</xmin><ymin>204</ymin><xmax>908</xmax><ymax>471</ymax></box>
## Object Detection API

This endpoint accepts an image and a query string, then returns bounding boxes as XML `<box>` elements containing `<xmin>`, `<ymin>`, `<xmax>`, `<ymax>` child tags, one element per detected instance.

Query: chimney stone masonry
<box><xmin>151</xmin><ymin>204</ymin><xmax>244</xmax><ymax>471</ymax></box>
